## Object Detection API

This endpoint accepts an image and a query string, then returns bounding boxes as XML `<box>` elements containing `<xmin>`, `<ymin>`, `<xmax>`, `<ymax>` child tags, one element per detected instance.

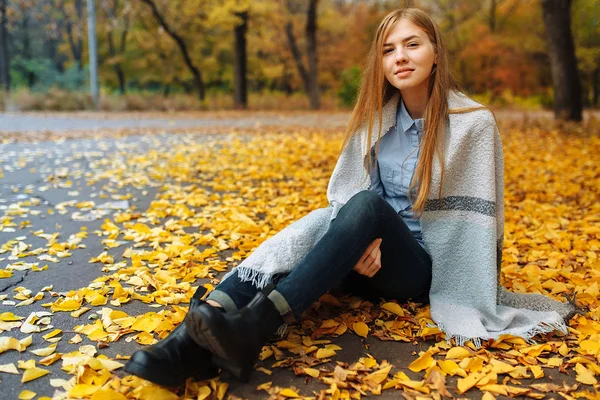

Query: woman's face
<box><xmin>382</xmin><ymin>18</ymin><xmax>436</xmax><ymax>96</ymax></box>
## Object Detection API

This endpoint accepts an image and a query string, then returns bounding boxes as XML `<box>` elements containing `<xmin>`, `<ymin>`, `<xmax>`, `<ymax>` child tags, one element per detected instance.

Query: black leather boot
<box><xmin>124</xmin><ymin>287</ymin><xmax>219</xmax><ymax>387</ymax></box>
<box><xmin>184</xmin><ymin>285</ymin><xmax>284</xmax><ymax>382</ymax></box>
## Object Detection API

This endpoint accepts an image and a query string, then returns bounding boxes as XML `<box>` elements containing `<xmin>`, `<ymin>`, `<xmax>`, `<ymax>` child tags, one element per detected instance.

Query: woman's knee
<box><xmin>347</xmin><ymin>190</ymin><xmax>383</xmax><ymax>209</ymax></box>
<box><xmin>342</xmin><ymin>190</ymin><xmax>383</xmax><ymax>219</ymax></box>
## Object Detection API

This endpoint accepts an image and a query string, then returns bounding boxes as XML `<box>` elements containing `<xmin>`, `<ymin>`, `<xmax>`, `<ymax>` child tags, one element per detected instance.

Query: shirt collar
<box><xmin>397</xmin><ymin>97</ymin><xmax>424</xmax><ymax>134</ymax></box>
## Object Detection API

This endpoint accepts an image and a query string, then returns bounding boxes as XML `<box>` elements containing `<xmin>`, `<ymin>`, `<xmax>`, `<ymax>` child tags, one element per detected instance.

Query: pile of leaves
<box><xmin>0</xmin><ymin>124</ymin><xmax>598</xmax><ymax>399</ymax></box>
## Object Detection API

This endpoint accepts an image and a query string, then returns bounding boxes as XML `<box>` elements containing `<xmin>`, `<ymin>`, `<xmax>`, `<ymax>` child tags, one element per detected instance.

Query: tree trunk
<box><xmin>105</xmin><ymin>0</ymin><xmax>128</xmax><ymax>94</ymax></box>
<box><xmin>285</xmin><ymin>21</ymin><xmax>309</xmax><ymax>92</ymax></box>
<box><xmin>0</xmin><ymin>0</ymin><xmax>10</xmax><ymax>92</ymax></box>
<box><xmin>489</xmin><ymin>0</ymin><xmax>496</xmax><ymax>32</ymax></box>
<box><xmin>47</xmin><ymin>0</ymin><xmax>65</xmax><ymax>73</ymax></box>
<box><xmin>541</xmin><ymin>0</ymin><xmax>582</xmax><ymax>121</ymax></box>
<box><xmin>62</xmin><ymin>0</ymin><xmax>84</xmax><ymax>80</ymax></box>
<box><xmin>284</xmin><ymin>0</ymin><xmax>320</xmax><ymax>109</ymax></box>
<box><xmin>107</xmin><ymin>30</ymin><xmax>127</xmax><ymax>94</ymax></box>
<box><xmin>22</xmin><ymin>12</ymin><xmax>36</xmax><ymax>88</ymax></box>
<box><xmin>305</xmin><ymin>0</ymin><xmax>320</xmax><ymax>109</ymax></box>
<box><xmin>593</xmin><ymin>67</ymin><xmax>599</xmax><ymax>107</ymax></box>
<box><xmin>140</xmin><ymin>0</ymin><xmax>205</xmax><ymax>101</ymax></box>
<box><xmin>233</xmin><ymin>11</ymin><xmax>248</xmax><ymax>109</ymax></box>
<box><xmin>75</xmin><ymin>0</ymin><xmax>84</xmax><ymax>74</ymax></box>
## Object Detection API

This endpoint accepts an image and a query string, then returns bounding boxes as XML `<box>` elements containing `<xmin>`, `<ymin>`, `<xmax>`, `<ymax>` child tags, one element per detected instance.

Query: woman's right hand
<box><xmin>353</xmin><ymin>238</ymin><xmax>382</xmax><ymax>278</ymax></box>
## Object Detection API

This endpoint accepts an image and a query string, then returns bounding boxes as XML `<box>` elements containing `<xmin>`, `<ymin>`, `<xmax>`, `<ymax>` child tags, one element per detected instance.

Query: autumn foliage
<box><xmin>0</xmin><ymin>117</ymin><xmax>598</xmax><ymax>398</ymax></box>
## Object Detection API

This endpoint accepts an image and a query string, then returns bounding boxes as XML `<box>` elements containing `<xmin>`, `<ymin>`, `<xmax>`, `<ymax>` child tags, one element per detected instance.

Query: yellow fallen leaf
<box><xmin>18</xmin><ymin>390</ymin><xmax>36</xmax><ymax>400</ymax></box>
<box><xmin>303</xmin><ymin>367</ymin><xmax>320</xmax><ymax>378</ymax></box>
<box><xmin>196</xmin><ymin>386</ymin><xmax>211</xmax><ymax>400</ymax></box>
<box><xmin>279</xmin><ymin>388</ymin><xmax>300</xmax><ymax>398</ymax></box>
<box><xmin>316</xmin><ymin>348</ymin><xmax>336</xmax><ymax>359</ymax></box>
<box><xmin>580</xmin><ymin>339</ymin><xmax>600</xmax><ymax>356</ymax></box>
<box><xmin>39</xmin><ymin>353</ymin><xmax>61</xmax><ymax>366</ymax></box>
<box><xmin>490</xmin><ymin>358</ymin><xmax>516</xmax><ymax>374</ymax></box>
<box><xmin>520</xmin><ymin>343</ymin><xmax>552</xmax><ymax>357</ymax></box>
<box><xmin>457</xmin><ymin>372</ymin><xmax>484</xmax><ymax>394</ymax></box>
<box><xmin>437</xmin><ymin>359</ymin><xmax>467</xmax><ymax>377</ymax></box>
<box><xmin>381</xmin><ymin>302</ymin><xmax>404</xmax><ymax>316</ymax></box>
<box><xmin>363</xmin><ymin>357</ymin><xmax>377</xmax><ymax>369</ymax></box>
<box><xmin>135</xmin><ymin>331</ymin><xmax>154</xmax><ymax>345</ymax></box>
<box><xmin>50</xmin><ymin>298</ymin><xmax>81</xmax><ymax>312</ymax></box>
<box><xmin>568</xmin><ymin>357</ymin><xmax>600</xmax><ymax>374</ymax></box>
<box><xmin>353</xmin><ymin>321</ymin><xmax>369</xmax><ymax>338</ymax></box>
<box><xmin>529</xmin><ymin>365</ymin><xmax>544</xmax><ymax>379</ymax></box>
<box><xmin>30</xmin><ymin>343</ymin><xmax>57</xmax><ymax>357</ymax></box>
<box><xmin>0</xmin><ymin>363</ymin><xmax>19</xmax><ymax>374</ymax></box>
<box><xmin>49</xmin><ymin>378</ymin><xmax>69</xmax><ymax>388</ymax></box>
<box><xmin>558</xmin><ymin>342</ymin><xmax>570</xmax><ymax>356</ymax></box>
<box><xmin>256</xmin><ymin>367</ymin><xmax>272</xmax><ymax>375</ymax></box>
<box><xmin>138</xmin><ymin>386</ymin><xmax>178</xmax><ymax>400</ymax></box>
<box><xmin>70</xmin><ymin>384</ymin><xmax>101</xmax><ymax>397</ymax></box>
<box><xmin>259</xmin><ymin>346</ymin><xmax>273</xmax><ymax>360</ymax></box>
<box><xmin>547</xmin><ymin>357</ymin><xmax>563</xmax><ymax>367</ymax></box>
<box><xmin>69</xmin><ymin>334</ymin><xmax>83</xmax><ymax>344</ymax></box>
<box><xmin>71</xmin><ymin>307</ymin><xmax>90</xmax><ymax>318</ymax></box>
<box><xmin>364</xmin><ymin>365</ymin><xmax>392</xmax><ymax>384</ymax></box>
<box><xmin>504</xmin><ymin>386</ymin><xmax>531</xmax><ymax>396</ymax></box>
<box><xmin>0</xmin><ymin>269</ymin><xmax>13</xmax><ymax>278</ymax></box>
<box><xmin>21</xmin><ymin>366</ymin><xmax>50</xmax><ymax>382</ymax></box>
<box><xmin>575</xmin><ymin>363</ymin><xmax>597</xmax><ymax>385</ymax></box>
<box><xmin>446</xmin><ymin>347</ymin><xmax>471</xmax><ymax>360</ymax></box>
<box><xmin>397</xmin><ymin>379</ymin><xmax>430</xmax><ymax>394</ymax></box>
<box><xmin>42</xmin><ymin>329</ymin><xmax>62</xmax><ymax>341</ymax></box>
<box><xmin>131</xmin><ymin>314</ymin><xmax>162</xmax><ymax>333</ymax></box>
<box><xmin>217</xmin><ymin>382</ymin><xmax>228</xmax><ymax>400</ymax></box>
<box><xmin>18</xmin><ymin>359</ymin><xmax>35</xmax><ymax>369</ymax></box>
<box><xmin>482</xmin><ymin>392</ymin><xmax>495</xmax><ymax>400</ymax></box>
<box><xmin>0</xmin><ymin>312</ymin><xmax>24</xmax><ymax>321</ymax></box>
<box><xmin>409</xmin><ymin>351</ymin><xmax>436</xmax><ymax>372</ymax></box>
<box><xmin>465</xmin><ymin>356</ymin><xmax>484</xmax><ymax>373</ymax></box>
<box><xmin>90</xmin><ymin>389</ymin><xmax>127</xmax><ymax>400</ymax></box>
<box><xmin>19</xmin><ymin>335</ymin><xmax>32</xmax><ymax>351</ymax></box>
<box><xmin>319</xmin><ymin>319</ymin><xmax>339</xmax><ymax>329</ymax></box>
<box><xmin>478</xmin><ymin>384</ymin><xmax>508</xmax><ymax>395</ymax></box>
<box><xmin>96</xmin><ymin>358</ymin><xmax>124</xmax><ymax>371</ymax></box>
<box><xmin>0</xmin><ymin>336</ymin><xmax>20</xmax><ymax>354</ymax></box>
<box><xmin>476</xmin><ymin>371</ymin><xmax>498</xmax><ymax>386</ymax></box>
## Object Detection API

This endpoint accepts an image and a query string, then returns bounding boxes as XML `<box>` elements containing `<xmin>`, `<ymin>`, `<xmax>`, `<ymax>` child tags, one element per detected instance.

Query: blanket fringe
<box><xmin>235</xmin><ymin>266</ymin><xmax>272</xmax><ymax>290</ymax></box>
<box><xmin>436</xmin><ymin>319</ymin><xmax>569</xmax><ymax>349</ymax></box>
<box><xmin>275</xmin><ymin>324</ymin><xmax>289</xmax><ymax>338</ymax></box>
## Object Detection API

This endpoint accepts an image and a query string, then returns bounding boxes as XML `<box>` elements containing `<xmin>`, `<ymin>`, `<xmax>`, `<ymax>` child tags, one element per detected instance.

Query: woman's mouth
<box><xmin>395</xmin><ymin>69</ymin><xmax>414</xmax><ymax>77</ymax></box>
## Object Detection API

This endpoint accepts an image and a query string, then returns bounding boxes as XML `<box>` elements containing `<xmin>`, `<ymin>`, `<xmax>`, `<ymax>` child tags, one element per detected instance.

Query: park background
<box><xmin>0</xmin><ymin>1</ymin><xmax>599</xmax><ymax>400</ymax></box>
<box><xmin>0</xmin><ymin>0</ymin><xmax>597</xmax><ymax>118</ymax></box>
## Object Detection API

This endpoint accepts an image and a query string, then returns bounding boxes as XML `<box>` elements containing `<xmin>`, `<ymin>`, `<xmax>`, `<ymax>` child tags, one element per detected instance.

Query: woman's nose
<box><xmin>395</xmin><ymin>49</ymin><xmax>407</xmax><ymax>63</ymax></box>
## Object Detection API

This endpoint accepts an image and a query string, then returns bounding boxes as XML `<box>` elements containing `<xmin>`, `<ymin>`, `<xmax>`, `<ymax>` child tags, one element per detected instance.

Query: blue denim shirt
<box><xmin>369</xmin><ymin>98</ymin><xmax>425</xmax><ymax>248</ymax></box>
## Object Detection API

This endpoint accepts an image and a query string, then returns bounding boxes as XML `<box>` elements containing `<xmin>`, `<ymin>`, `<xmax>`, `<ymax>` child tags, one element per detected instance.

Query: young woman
<box><xmin>124</xmin><ymin>7</ymin><xmax>580</xmax><ymax>387</ymax></box>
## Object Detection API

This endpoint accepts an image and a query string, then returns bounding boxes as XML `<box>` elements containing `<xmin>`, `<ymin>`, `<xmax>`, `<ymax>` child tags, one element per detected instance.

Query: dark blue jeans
<box><xmin>206</xmin><ymin>190</ymin><xmax>432</xmax><ymax>322</ymax></box>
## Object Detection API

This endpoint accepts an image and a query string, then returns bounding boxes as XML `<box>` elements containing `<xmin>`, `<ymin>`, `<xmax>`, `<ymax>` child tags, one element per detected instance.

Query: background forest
<box><xmin>0</xmin><ymin>0</ymin><xmax>598</xmax><ymax>112</ymax></box>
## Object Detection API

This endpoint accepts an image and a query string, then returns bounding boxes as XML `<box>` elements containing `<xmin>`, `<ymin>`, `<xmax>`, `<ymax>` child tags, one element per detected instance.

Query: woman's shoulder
<box><xmin>447</xmin><ymin>90</ymin><xmax>497</xmax><ymax>130</ymax></box>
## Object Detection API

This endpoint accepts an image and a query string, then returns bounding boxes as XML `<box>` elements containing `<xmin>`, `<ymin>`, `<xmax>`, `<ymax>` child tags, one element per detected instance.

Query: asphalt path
<box><xmin>0</xmin><ymin>119</ymin><xmax>582</xmax><ymax>399</ymax></box>
<box><xmin>0</xmin><ymin>132</ymin><xmax>384</xmax><ymax>399</ymax></box>
<box><xmin>0</xmin><ymin>113</ymin><xmax>349</xmax><ymax>133</ymax></box>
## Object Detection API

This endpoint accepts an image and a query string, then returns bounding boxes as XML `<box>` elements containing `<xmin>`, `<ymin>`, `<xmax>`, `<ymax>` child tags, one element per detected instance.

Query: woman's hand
<box><xmin>353</xmin><ymin>238</ymin><xmax>382</xmax><ymax>277</ymax></box>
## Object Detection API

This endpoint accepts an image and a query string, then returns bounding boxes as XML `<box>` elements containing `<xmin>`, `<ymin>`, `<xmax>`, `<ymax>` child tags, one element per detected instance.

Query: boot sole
<box><xmin>211</xmin><ymin>354</ymin><xmax>253</xmax><ymax>382</ymax></box>
<box><xmin>123</xmin><ymin>359</ymin><xmax>218</xmax><ymax>387</ymax></box>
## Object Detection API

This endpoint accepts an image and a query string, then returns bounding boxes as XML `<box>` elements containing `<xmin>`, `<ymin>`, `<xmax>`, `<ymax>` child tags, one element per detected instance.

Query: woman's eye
<box><xmin>408</xmin><ymin>43</ymin><xmax>418</xmax><ymax>47</ymax></box>
<box><xmin>384</xmin><ymin>48</ymin><xmax>393</xmax><ymax>54</ymax></box>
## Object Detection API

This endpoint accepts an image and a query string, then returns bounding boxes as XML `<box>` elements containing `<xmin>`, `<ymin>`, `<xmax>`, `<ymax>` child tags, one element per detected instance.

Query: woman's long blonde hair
<box><xmin>342</xmin><ymin>8</ymin><xmax>483</xmax><ymax>217</ymax></box>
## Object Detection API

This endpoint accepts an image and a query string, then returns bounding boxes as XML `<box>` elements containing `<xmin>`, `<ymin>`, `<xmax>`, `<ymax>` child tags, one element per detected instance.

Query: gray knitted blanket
<box><xmin>227</xmin><ymin>90</ymin><xmax>576</xmax><ymax>346</ymax></box>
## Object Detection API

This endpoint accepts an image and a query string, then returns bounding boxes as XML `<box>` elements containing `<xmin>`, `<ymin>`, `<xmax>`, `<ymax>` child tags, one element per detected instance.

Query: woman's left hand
<box><xmin>353</xmin><ymin>238</ymin><xmax>382</xmax><ymax>277</ymax></box>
